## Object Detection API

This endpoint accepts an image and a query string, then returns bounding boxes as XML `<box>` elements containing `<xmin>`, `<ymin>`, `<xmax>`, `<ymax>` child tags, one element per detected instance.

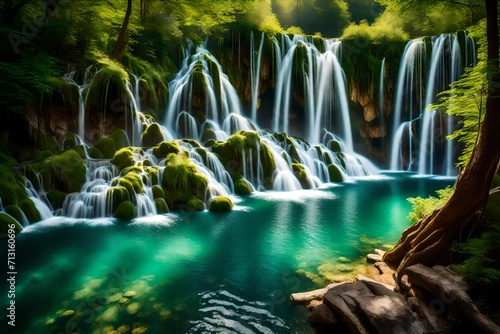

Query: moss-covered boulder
<box><xmin>328</xmin><ymin>164</ymin><xmax>344</xmax><ymax>182</ymax></box>
<box><xmin>46</xmin><ymin>190</ymin><xmax>66</xmax><ymax>210</ymax></box>
<box><xmin>186</xmin><ymin>196</ymin><xmax>205</xmax><ymax>211</ymax></box>
<box><xmin>109</xmin><ymin>129</ymin><xmax>130</xmax><ymax>150</ymax></box>
<box><xmin>19</xmin><ymin>198</ymin><xmax>41</xmax><ymax>223</ymax></box>
<box><xmin>152</xmin><ymin>185</ymin><xmax>165</xmax><ymax>200</ymax></box>
<box><xmin>5</xmin><ymin>205</ymin><xmax>24</xmax><ymax>224</ymax></box>
<box><xmin>114</xmin><ymin>201</ymin><xmax>136</xmax><ymax>220</ymax></box>
<box><xmin>38</xmin><ymin>135</ymin><xmax>60</xmax><ymax>153</ymax></box>
<box><xmin>111</xmin><ymin>147</ymin><xmax>136</xmax><ymax>171</ymax></box>
<box><xmin>233</xmin><ymin>176</ymin><xmax>253</xmax><ymax>195</ymax></box>
<box><xmin>96</xmin><ymin>137</ymin><xmax>116</xmax><ymax>159</ymax></box>
<box><xmin>107</xmin><ymin>186</ymin><xmax>131</xmax><ymax>212</ymax></box>
<box><xmin>152</xmin><ymin>141</ymin><xmax>180</xmax><ymax>160</ymax></box>
<box><xmin>292</xmin><ymin>163</ymin><xmax>312</xmax><ymax>189</ymax></box>
<box><xmin>209</xmin><ymin>196</ymin><xmax>234</xmax><ymax>212</ymax></box>
<box><xmin>155</xmin><ymin>198</ymin><xmax>169</xmax><ymax>213</ymax></box>
<box><xmin>111</xmin><ymin>172</ymin><xmax>144</xmax><ymax>198</ymax></box>
<box><xmin>63</xmin><ymin>134</ymin><xmax>77</xmax><ymax>151</ymax></box>
<box><xmin>73</xmin><ymin>145</ymin><xmax>87</xmax><ymax>159</ymax></box>
<box><xmin>211</xmin><ymin>130</ymin><xmax>276</xmax><ymax>189</ymax></box>
<box><xmin>0</xmin><ymin>164</ymin><xmax>31</xmax><ymax>206</ymax></box>
<box><xmin>87</xmin><ymin>147</ymin><xmax>104</xmax><ymax>159</ymax></box>
<box><xmin>328</xmin><ymin>140</ymin><xmax>342</xmax><ymax>153</ymax></box>
<box><xmin>0</xmin><ymin>213</ymin><xmax>23</xmax><ymax>236</ymax></box>
<box><xmin>141</xmin><ymin>122</ymin><xmax>164</xmax><ymax>147</ymax></box>
<box><xmin>41</xmin><ymin>150</ymin><xmax>86</xmax><ymax>193</ymax></box>
<box><xmin>161</xmin><ymin>153</ymin><xmax>208</xmax><ymax>210</ymax></box>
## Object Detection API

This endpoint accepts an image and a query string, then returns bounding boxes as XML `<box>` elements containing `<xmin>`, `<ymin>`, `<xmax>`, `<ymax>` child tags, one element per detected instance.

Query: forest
<box><xmin>0</xmin><ymin>0</ymin><xmax>499</xmax><ymax>333</ymax></box>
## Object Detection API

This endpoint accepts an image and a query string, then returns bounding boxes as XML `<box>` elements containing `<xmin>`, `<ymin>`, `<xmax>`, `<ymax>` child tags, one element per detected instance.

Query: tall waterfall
<box><xmin>390</xmin><ymin>32</ymin><xmax>476</xmax><ymax>175</ymax></box>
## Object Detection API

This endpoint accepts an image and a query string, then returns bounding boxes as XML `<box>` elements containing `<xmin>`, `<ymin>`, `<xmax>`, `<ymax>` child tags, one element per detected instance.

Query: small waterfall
<box><xmin>165</xmin><ymin>41</ymin><xmax>242</xmax><ymax>134</ymax></box>
<box><xmin>250</xmin><ymin>31</ymin><xmax>265</xmax><ymax>123</ymax></box>
<box><xmin>63</xmin><ymin>66</ymin><xmax>95</xmax><ymax>141</ymax></box>
<box><xmin>390</xmin><ymin>32</ymin><xmax>476</xmax><ymax>175</ymax></box>
<box><xmin>390</xmin><ymin>39</ymin><xmax>426</xmax><ymax>171</ymax></box>
<box><xmin>379</xmin><ymin>58</ymin><xmax>385</xmax><ymax>123</ymax></box>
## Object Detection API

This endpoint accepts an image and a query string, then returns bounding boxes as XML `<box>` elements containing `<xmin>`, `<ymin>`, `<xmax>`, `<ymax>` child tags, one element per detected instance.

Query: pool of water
<box><xmin>0</xmin><ymin>173</ymin><xmax>454</xmax><ymax>333</ymax></box>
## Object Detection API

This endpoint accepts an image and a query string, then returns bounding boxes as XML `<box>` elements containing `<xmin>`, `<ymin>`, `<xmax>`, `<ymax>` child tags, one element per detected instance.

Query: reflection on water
<box><xmin>0</xmin><ymin>174</ymin><xmax>453</xmax><ymax>333</ymax></box>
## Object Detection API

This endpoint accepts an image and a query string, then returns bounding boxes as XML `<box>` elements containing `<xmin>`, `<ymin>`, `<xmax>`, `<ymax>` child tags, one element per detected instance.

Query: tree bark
<box><xmin>111</xmin><ymin>0</ymin><xmax>133</xmax><ymax>60</ymax></box>
<box><xmin>384</xmin><ymin>0</ymin><xmax>500</xmax><ymax>282</ymax></box>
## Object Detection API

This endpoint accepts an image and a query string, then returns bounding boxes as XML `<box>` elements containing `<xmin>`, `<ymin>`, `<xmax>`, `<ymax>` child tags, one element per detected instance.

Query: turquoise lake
<box><xmin>0</xmin><ymin>173</ymin><xmax>454</xmax><ymax>333</ymax></box>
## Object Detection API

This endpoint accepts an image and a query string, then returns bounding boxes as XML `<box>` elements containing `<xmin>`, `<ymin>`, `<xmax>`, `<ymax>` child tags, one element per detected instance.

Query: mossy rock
<box><xmin>96</xmin><ymin>137</ymin><xmax>116</xmax><ymax>159</ymax></box>
<box><xmin>152</xmin><ymin>185</ymin><xmax>165</xmax><ymax>199</ymax></box>
<box><xmin>107</xmin><ymin>186</ymin><xmax>130</xmax><ymax>212</ymax></box>
<box><xmin>162</xmin><ymin>153</ymin><xmax>208</xmax><ymax>209</ymax></box>
<box><xmin>0</xmin><ymin>165</ymin><xmax>30</xmax><ymax>206</ymax></box>
<box><xmin>155</xmin><ymin>198</ymin><xmax>169</xmax><ymax>213</ymax></box>
<box><xmin>201</xmin><ymin>128</ymin><xmax>217</xmax><ymax>143</ymax></box>
<box><xmin>42</xmin><ymin>150</ymin><xmax>86</xmax><ymax>193</ymax></box>
<box><xmin>273</xmin><ymin>132</ymin><xmax>287</xmax><ymax>143</ymax></box>
<box><xmin>336</xmin><ymin>152</ymin><xmax>346</xmax><ymax>170</ymax></box>
<box><xmin>46</xmin><ymin>190</ymin><xmax>66</xmax><ymax>210</ymax></box>
<box><xmin>73</xmin><ymin>145</ymin><xmax>87</xmax><ymax>159</ymax></box>
<box><xmin>328</xmin><ymin>164</ymin><xmax>344</xmax><ymax>182</ymax></box>
<box><xmin>141</xmin><ymin>122</ymin><xmax>164</xmax><ymax>147</ymax></box>
<box><xmin>208</xmin><ymin>196</ymin><xmax>234</xmax><ymax>212</ymax></box>
<box><xmin>111</xmin><ymin>147</ymin><xmax>136</xmax><ymax>171</ymax></box>
<box><xmin>112</xmin><ymin>172</ymin><xmax>143</xmax><ymax>195</ymax></box>
<box><xmin>233</xmin><ymin>176</ymin><xmax>253</xmax><ymax>195</ymax></box>
<box><xmin>5</xmin><ymin>205</ymin><xmax>24</xmax><ymax>224</ymax></box>
<box><xmin>186</xmin><ymin>197</ymin><xmax>205</xmax><ymax>211</ymax></box>
<box><xmin>87</xmin><ymin>147</ymin><xmax>104</xmax><ymax>159</ymax></box>
<box><xmin>109</xmin><ymin>129</ymin><xmax>130</xmax><ymax>150</ymax></box>
<box><xmin>180</xmin><ymin>138</ymin><xmax>202</xmax><ymax>148</ymax></box>
<box><xmin>38</xmin><ymin>135</ymin><xmax>60</xmax><ymax>153</ymax></box>
<box><xmin>0</xmin><ymin>213</ymin><xmax>23</xmax><ymax>236</ymax></box>
<box><xmin>32</xmin><ymin>150</ymin><xmax>53</xmax><ymax>163</ymax></box>
<box><xmin>63</xmin><ymin>134</ymin><xmax>77</xmax><ymax>151</ymax></box>
<box><xmin>292</xmin><ymin>163</ymin><xmax>311</xmax><ymax>189</ymax></box>
<box><xmin>19</xmin><ymin>198</ymin><xmax>41</xmax><ymax>223</ymax></box>
<box><xmin>114</xmin><ymin>200</ymin><xmax>136</xmax><ymax>220</ymax></box>
<box><xmin>144</xmin><ymin>167</ymin><xmax>159</xmax><ymax>185</ymax></box>
<box><xmin>152</xmin><ymin>141</ymin><xmax>181</xmax><ymax>160</ymax></box>
<box><xmin>328</xmin><ymin>140</ymin><xmax>342</xmax><ymax>153</ymax></box>
<box><xmin>121</xmin><ymin>166</ymin><xmax>144</xmax><ymax>176</ymax></box>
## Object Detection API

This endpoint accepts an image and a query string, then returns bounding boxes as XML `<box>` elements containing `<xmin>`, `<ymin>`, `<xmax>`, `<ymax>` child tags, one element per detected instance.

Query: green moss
<box><xmin>0</xmin><ymin>213</ymin><xmax>23</xmax><ymax>236</ymax></box>
<box><xmin>96</xmin><ymin>137</ymin><xmax>116</xmax><ymax>159</ymax></box>
<box><xmin>209</xmin><ymin>196</ymin><xmax>234</xmax><ymax>211</ymax></box>
<box><xmin>63</xmin><ymin>134</ymin><xmax>77</xmax><ymax>151</ymax></box>
<box><xmin>19</xmin><ymin>198</ymin><xmax>41</xmax><ymax>223</ymax></box>
<box><xmin>152</xmin><ymin>141</ymin><xmax>181</xmax><ymax>160</ymax></box>
<box><xmin>111</xmin><ymin>147</ymin><xmax>135</xmax><ymax>171</ymax></box>
<box><xmin>87</xmin><ymin>147</ymin><xmax>104</xmax><ymax>159</ymax></box>
<box><xmin>180</xmin><ymin>138</ymin><xmax>202</xmax><ymax>148</ymax></box>
<box><xmin>328</xmin><ymin>164</ymin><xmax>344</xmax><ymax>182</ymax></box>
<box><xmin>161</xmin><ymin>153</ymin><xmax>208</xmax><ymax>209</ymax></box>
<box><xmin>109</xmin><ymin>129</ymin><xmax>130</xmax><ymax>150</ymax></box>
<box><xmin>152</xmin><ymin>185</ymin><xmax>165</xmax><ymax>199</ymax></box>
<box><xmin>114</xmin><ymin>200</ymin><xmax>136</xmax><ymax>220</ymax></box>
<box><xmin>106</xmin><ymin>186</ymin><xmax>130</xmax><ymax>212</ymax></box>
<box><xmin>328</xmin><ymin>140</ymin><xmax>342</xmax><ymax>153</ymax></box>
<box><xmin>145</xmin><ymin>167</ymin><xmax>159</xmax><ymax>185</ymax></box>
<box><xmin>121</xmin><ymin>166</ymin><xmax>143</xmax><ymax>175</ymax></box>
<box><xmin>5</xmin><ymin>205</ymin><xmax>24</xmax><ymax>224</ymax></box>
<box><xmin>484</xmin><ymin>175</ymin><xmax>500</xmax><ymax>222</ymax></box>
<box><xmin>73</xmin><ymin>145</ymin><xmax>87</xmax><ymax>159</ymax></box>
<box><xmin>201</xmin><ymin>127</ymin><xmax>217</xmax><ymax>143</ymax></box>
<box><xmin>292</xmin><ymin>163</ymin><xmax>311</xmax><ymax>189</ymax></box>
<box><xmin>111</xmin><ymin>172</ymin><xmax>143</xmax><ymax>195</ymax></box>
<box><xmin>187</xmin><ymin>196</ymin><xmax>205</xmax><ymax>211</ymax></box>
<box><xmin>141</xmin><ymin>122</ymin><xmax>164</xmax><ymax>147</ymax></box>
<box><xmin>46</xmin><ymin>190</ymin><xmax>66</xmax><ymax>210</ymax></box>
<box><xmin>233</xmin><ymin>176</ymin><xmax>254</xmax><ymax>195</ymax></box>
<box><xmin>155</xmin><ymin>198</ymin><xmax>169</xmax><ymax>213</ymax></box>
<box><xmin>37</xmin><ymin>135</ymin><xmax>59</xmax><ymax>153</ymax></box>
<box><xmin>42</xmin><ymin>150</ymin><xmax>86</xmax><ymax>193</ymax></box>
<box><xmin>32</xmin><ymin>150</ymin><xmax>53</xmax><ymax>163</ymax></box>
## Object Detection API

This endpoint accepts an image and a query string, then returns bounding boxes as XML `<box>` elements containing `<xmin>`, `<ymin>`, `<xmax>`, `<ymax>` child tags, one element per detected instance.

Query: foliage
<box><xmin>341</xmin><ymin>14</ymin><xmax>409</xmax><ymax>43</ymax></box>
<box><xmin>407</xmin><ymin>187</ymin><xmax>454</xmax><ymax>223</ymax></box>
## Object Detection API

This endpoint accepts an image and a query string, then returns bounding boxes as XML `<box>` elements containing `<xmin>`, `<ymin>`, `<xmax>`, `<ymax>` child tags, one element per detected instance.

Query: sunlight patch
<box><xmin>251</xmin><ymin>189</ymin><xmax>336</xmax><ymax>203</ymax></box>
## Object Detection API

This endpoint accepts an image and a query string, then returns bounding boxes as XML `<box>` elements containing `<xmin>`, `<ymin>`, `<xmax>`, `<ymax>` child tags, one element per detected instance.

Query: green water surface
<box><xmin>0</xmin><ymin>173</ymin><xmax>454</xmax><ymax>333</ymax></box>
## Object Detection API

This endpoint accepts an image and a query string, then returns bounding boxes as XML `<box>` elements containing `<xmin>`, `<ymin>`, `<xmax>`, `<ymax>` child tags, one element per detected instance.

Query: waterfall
<box><xmin>379</xmin><ymin>58</ymin><xmax>385</xmax><ymax>123</ymax></box>
<box><xmin>63</xmin><ymin>65</ymin><xmax>95</xmax><ymax>141</ymax></box>
<box><xmin>390</xmin><ymin>32</ymin><xmax>476</xmax><ymax>175</ymax></box>
<box><xmin>389</xmin><ymin>39</ymin><xmax>426</xmax><ymax>171</ymax></box>
<box><xmin>272</xmin><ymin>36</ymin><xmax>353</xmax><ymax>150</ymax></box>
<box><xmin>250</xmin><ymin>31</ymin><xmax>265</xmax><ymax>123</ymax></box>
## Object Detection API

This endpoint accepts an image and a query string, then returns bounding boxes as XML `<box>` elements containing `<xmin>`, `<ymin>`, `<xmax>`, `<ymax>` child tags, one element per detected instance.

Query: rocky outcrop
<box><xmin>292</xmin><ymin>253</ymin><xmax>500</xmax><ymax>334</ymax></box>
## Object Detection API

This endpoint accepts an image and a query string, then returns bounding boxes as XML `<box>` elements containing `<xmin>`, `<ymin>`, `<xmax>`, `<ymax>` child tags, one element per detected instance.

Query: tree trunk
<box><xmin>111</xmin><ymin>0</ymin><xmax>133</xmax><ymax>60</ymax></box>
<box><xmin>384</xmin><ymin>0</ymin><xmax>500</xmax><ymax>282</ymax></box>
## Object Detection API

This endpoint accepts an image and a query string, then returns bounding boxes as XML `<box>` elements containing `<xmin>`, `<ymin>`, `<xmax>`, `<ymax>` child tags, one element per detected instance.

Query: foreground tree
<box><xmin>384</xmin><ymin>0</ymin><xmax>500</xmax><ymax>281</ymax></box>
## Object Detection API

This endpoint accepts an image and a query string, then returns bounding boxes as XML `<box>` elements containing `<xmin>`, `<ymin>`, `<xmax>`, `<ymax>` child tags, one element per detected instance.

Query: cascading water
<box><xmin>250</xmin><ymin>31</ymin><xmax>265</xmax><ymax>123</ymax></box>
<box><xmin>390</xmin><ymin>32</ymin><xmax>476</xmax><ymax>175</ymax></box>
